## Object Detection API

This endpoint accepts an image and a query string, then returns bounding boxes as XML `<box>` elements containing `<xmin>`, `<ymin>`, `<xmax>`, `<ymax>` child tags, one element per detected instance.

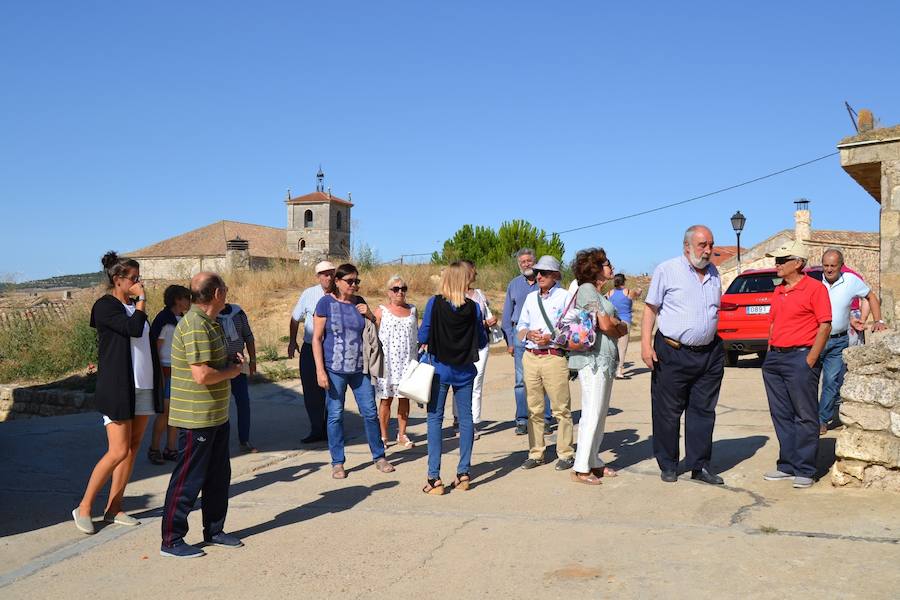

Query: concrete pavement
<box><xmin>1</xmin><ymin>347</ymin><xmax>898</xmax><ymax>599</ymax></box>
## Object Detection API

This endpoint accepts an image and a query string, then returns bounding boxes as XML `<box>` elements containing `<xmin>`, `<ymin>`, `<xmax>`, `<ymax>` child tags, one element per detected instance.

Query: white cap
<box><xmin>766</xmin><ymin>240</ymin><xmax>808</xmax><ymax>260</ymax></box>
<box><xmin>314</xmin><ymin>260</ymin><xmax>336</xmax><ymax>274</ymax></box>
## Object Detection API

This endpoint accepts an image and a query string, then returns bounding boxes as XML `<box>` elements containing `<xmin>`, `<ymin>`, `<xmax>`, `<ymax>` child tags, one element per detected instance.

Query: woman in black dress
<box><xmin>73</xmin><ymin>252</ymin><xmax>162</xmax><ymax>534</ymax></box>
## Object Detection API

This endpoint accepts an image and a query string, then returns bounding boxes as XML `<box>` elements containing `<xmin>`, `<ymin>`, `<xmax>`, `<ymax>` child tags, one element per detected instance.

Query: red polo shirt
<box><xmin>769</xmin><ymin>275</ymin><xmax>832</xmax><ymax>347</ymax></box>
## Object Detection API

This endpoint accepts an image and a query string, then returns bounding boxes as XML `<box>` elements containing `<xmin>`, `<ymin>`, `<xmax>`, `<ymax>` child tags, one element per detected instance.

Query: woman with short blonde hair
<box><xmin>418</xmin><ymin>262</ymin><xmax>487</xmax><ymax>494</ymax></box>
<box><xmin>375</xmin><ymin>274</ymin><xmax>417</xmax><ymax>449</ymax></box>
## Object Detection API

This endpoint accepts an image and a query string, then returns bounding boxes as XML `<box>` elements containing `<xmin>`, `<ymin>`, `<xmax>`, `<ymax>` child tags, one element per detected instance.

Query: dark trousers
<box><xmin>161</xmin><ymin>421</ymin><xmax>231</xmax><ymax>547</ymax></box>
<box><xmin>762</xmin><ymin>349</ymin><xmax>821</xmax><ymax>478</ymax></box>
<box><xmin>300</xmin><ymin>342</ymin><xmax>327</xmax><ymax>438</ymax></box>
<box><xmin>231</xmin><ymin>373</ymin><xmax>251</xmax><ymax>444</ymax></box>
<box><xmin>650</xmin><ymin>331</ymin><xmax>724</xmax><ymax>472</ymax></box>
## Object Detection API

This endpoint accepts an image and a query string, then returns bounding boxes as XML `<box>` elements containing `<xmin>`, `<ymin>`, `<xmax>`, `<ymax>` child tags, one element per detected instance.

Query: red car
<box><xmin>718</xmin><ymin>266</ymin><xmax>824</xmax><ymax>366</ymax></box>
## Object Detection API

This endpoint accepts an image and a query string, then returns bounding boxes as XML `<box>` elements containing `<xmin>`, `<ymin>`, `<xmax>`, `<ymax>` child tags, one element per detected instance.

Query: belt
<box><xmin>830</xmin><ymin>331</ymin><xmax>848</xmax><ymax>339</ymax></box>
<box><xmin>527</xmin><ymin>347</ymin><xmax>566</xmax><ymax>357</ymax></box>
<box><xmin>661</xmin><ymin>335</ymin><xmax>718</xmax><ymax>353</ymax></box>
<box><xmin>770</xmin><ymin>345</ymin><xmax>811</xmax><ymax>353</ymax></box>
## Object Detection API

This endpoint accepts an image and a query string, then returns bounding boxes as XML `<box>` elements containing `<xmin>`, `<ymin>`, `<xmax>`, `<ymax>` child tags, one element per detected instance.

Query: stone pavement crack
<box><xmin>746</xmin><ymin>529</ymin><xmax>900</xmax><ymax>545</ymax></box>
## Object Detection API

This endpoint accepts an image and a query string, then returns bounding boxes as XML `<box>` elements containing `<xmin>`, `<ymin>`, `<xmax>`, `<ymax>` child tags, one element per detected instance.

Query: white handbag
<box><xmin>485</xmin><ymin>305</ymin><xmax>505</xmax><ymax>345</ymax></box>
<box><xmin>397</xmin><ymin>356</ymin><xmax>435</xmax><ymax>409</ymax></box>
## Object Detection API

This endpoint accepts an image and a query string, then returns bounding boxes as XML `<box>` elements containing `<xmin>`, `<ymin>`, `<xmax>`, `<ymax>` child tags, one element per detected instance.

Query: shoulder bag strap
<box><xmin>536</xmin><ymin>294</ymin><xmax>557</xmax><ymax>335</ymax></box>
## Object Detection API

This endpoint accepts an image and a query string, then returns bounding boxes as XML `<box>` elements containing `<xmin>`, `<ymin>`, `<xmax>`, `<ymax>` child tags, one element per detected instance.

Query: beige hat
<box><xmin>766</xmin><ymin>240</ymin><xmax>808</xmax><ymax>260</ymax></box>
<box><xmin>314</xmin><ymin>260</ymin><xmax>336</xmax><ymax>274</ymax></box>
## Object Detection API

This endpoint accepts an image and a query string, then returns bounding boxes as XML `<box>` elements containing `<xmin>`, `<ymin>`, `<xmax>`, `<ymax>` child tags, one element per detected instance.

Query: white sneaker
<box><xmin>763</xmin><ymin>470</ymin><xmax>793</xmax><ymax>481</ymax></box>
<box><xmin>793</xmin><ymin>476</ymin><xmax>814</xmax><ymax>489</ymax></box>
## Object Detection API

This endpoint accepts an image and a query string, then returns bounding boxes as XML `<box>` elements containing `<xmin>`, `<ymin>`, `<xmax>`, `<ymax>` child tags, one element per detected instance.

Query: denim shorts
<box><xmin>102</xmin><ymin>388</ymin><xmax>155</xmax><ymax>425</ymax></box>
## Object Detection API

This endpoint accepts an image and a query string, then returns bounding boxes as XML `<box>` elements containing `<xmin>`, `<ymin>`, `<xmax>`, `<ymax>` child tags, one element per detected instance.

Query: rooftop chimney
<box><xmin>794</xmin><ymin>199</ymin><xmax>811</xmax><ymax>242</ymax></box>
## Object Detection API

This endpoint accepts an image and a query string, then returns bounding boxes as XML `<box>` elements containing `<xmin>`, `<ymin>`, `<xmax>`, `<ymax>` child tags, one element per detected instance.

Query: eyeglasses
<box><xmin>119</xmin><ymin>274</ymin><xmax>141</xmax><ymax>283</ymax></box>
<box><xmin>389</xmin><ymin>286</ymin><xmax>408</xmax><ymax>293</ymax></box>
<box><xmin>534</xmin><ymin>269</ymin><xmax>555</xmax><ymax>277</ymax></box>
<box><xmin>774</xmin><ymin>256</ymin><xmax>798</xmax><ymax>265</ymax></box>
<box><xmin>341</xmin><ymin>278</ymin><xmax>362</xmax><ymax>286</ymax></box>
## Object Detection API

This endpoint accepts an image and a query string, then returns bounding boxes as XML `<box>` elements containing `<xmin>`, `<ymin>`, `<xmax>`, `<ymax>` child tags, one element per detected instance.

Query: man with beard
<box><xmin>641</xmin><ymin>225</ymin><xmax>725</xmax><ymax>485</ymax></box>
<box><xmin>501</xmin><ymin>248</ymin><xmax>553</xmax><ymax>436</ymax></box>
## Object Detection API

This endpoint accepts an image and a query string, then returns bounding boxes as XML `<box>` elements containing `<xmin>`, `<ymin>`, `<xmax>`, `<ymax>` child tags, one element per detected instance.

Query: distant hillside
<box><xmin>1</xmin><ymin>272</ymin><xmax>104</xmax><ymax>291</ymax></box>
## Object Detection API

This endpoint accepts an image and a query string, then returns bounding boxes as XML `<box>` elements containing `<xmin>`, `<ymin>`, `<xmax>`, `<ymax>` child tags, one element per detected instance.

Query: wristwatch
<box><xmin>876</xmin><ymin>319</ymin><xmax>885</xmax><ymax>324</ymax></box>
<box><xmin>137</xmin><ymin>296</ymin><xmax>146</xmax><ymax>302</ymax></box>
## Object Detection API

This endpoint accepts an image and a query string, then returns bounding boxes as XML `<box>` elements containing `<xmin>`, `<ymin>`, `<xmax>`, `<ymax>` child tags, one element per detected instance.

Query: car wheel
<box><xmin>725</xmin><ymin>350</ymin><xmax>739</xmax><ymax>367</ymax></box>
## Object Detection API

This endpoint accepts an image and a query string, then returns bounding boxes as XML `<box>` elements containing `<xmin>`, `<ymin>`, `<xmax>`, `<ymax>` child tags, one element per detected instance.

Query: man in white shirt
<box><xmin>818</xmin><ymin>249</ymin><xmax>886</xmax><ymax>433</ymax></box>
<box><xmin>288</xmin><ymin>261</ymin><xmax>336</xmax><ymax>443</ymax></box>
<box><xmin>516</xmin><ymin>256</ymin><xmax>575</xmax><ymax>471</ymax></box>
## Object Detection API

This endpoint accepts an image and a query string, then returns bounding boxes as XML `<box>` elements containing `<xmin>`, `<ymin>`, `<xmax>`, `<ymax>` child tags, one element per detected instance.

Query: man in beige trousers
<box><xmin>516</xmin><ymin>256</ymin><xmax>575</xmax><ymax>471</ymax></box>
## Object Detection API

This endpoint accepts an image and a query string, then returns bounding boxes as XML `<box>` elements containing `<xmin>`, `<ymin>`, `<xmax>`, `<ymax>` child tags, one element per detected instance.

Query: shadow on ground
<box><xmin>228</xmin><ymin>481</ymin><xmax>399</xmax><ymax>540</ymax></box>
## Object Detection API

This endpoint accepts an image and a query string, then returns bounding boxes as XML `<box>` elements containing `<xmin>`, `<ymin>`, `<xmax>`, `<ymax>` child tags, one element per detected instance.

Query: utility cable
<box><xmin>553</xmin><ymin>151</ymin><xmax>839</xmax><ymax>236</ymax></box>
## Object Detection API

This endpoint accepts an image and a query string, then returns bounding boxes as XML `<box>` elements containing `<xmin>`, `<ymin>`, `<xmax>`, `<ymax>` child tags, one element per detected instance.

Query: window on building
<box><xmin>304</xmin><ymin>209</ymin><xmax>313</xmax><ymax>228</ymax></box>
<box><xmin>299</xmin><ymin>239</ymin><xmax>306</xmax><ymax>252</ymax></box>
<box><xmin>336</xmin><ymin>211</ymin><xmax>343</xmax><ymax>230</ymax></box>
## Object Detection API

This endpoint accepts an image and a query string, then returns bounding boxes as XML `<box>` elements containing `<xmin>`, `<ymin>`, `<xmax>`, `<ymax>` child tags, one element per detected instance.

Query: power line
<box><xmin>553</xmin><ymin>151</ymin><xmax>839</xmax><ymax>236</ymax></box>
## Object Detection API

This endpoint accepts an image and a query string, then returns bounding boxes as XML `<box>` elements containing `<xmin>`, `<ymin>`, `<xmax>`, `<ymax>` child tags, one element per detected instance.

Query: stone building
<box><xmin>286</xmin><ymin>168</ymin><xmax>353</xmax><ymax>265</ymax></box>
<box><xmin>129</xmin><ymin>169</ymin><xmax>354</xmax><ymax>279</ymax></box>
<box><xmin>717</xmin><ymin>200</ymin><xmax>879</xmax><ymax>290</ymax></box>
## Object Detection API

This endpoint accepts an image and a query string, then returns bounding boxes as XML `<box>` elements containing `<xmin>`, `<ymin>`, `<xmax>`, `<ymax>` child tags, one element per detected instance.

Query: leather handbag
<box><xmin>397</xmin><ymin>353</ymin><xmax>435</xmax><ymax>409</ymax></box>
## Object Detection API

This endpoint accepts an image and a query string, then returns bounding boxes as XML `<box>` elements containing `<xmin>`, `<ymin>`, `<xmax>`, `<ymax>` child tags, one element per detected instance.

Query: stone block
<box><xmin>843</xmin><ymin>342</ymin><xmax>891</xmax><ymax>370</ymax></box>
<box><xmin>851</xmin><ymin>363</ymin><xmax>886</xmax><ymax>376</ymax></box>
<box><xmin>0</xmin><ymin>409</ymin><xmax>10</xmax><ymax>422</ymax></box>
<box><xmin>836</xmin><ymin>428</ymin><xmax>900</xmax><ymax>467</ymax></box>
<box><xmin>861</xmin><ymin>465</ymin><xmax>900</xmax><ymax>491</ymax></box>
<box><xmin>878</xmin><ymin>332</ymin><xmax>900</xmax><ymax>355</ymax></box>
<box><xmin>0</xmin><ymin>399</ymin><xmax>11</xmax><ymax>411</ymax></box>
<box><xmin>892</xmin><ymin>411</ymin><xmax>900</xmax><ymax>438</ymax></box>
<box><xmin>839</xmin><ymin>401</ymin><xmax>890</xmax><ymax>431</ymax></box>
<box><xmin>0</xmin><ymin>386</ymin><xmax>12</xmax><ymax>402</ymax></box>
<box><xmin>830</xmin><ymin>462</ymin><xmax>860</xmax><ymax>487</ymax></box>
<box><xmin>840</xmin><ymin>373</ymin><xmax>899</xmax><ymax>408</ymax></box>
<box><xmin>834</xmin><ymin>458</ymin><xmax>868</xmax><ymax>479</ymax></box>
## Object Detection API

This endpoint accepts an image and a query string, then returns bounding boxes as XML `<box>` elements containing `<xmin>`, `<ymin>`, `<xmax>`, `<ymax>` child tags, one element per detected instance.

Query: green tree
<box><xmin>432</xmin><ymin>220</ymin><xmax>564</xmax><ymax>266</ymax></box>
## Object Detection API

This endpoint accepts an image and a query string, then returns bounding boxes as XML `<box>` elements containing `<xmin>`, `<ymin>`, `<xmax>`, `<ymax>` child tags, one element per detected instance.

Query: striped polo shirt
<box><xmin>169</xmin><ymin>305</ymin><xmax>230</xmax><ymax>428</ymax></box>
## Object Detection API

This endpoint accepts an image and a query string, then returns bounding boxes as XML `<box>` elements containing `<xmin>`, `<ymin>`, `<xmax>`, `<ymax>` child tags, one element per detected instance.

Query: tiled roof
<box><xmin>129</xmin><ymin>221</ymin><xmax>291</xmax><ymax>259</ymax></box>
<box><xmin>808</xmin><ymin>230</ymin><xmax>879</xmax><ymax>247</ymax></box>
<box><xmin>286</xmin><ymin>191</ymin><xmax>353</xmax><ymax>207</ymax></box>
<box><xmin>710</xmin><ymin>246</ymin><xmax>746</xmax><ymax>266</ymax></box>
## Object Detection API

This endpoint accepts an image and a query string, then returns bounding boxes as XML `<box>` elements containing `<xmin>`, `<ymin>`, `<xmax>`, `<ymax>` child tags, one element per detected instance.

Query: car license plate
<box><xmin>746</xmin><ymin>305</ymin><xmax>770</xmax><ymax>315</ymax></box>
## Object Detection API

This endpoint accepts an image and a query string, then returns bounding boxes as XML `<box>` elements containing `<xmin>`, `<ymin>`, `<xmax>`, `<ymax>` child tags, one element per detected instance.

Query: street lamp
<box><xmin>730</xmin><ymin>210</ymin><xmax>746</xmax><ymax>274</ymax></box>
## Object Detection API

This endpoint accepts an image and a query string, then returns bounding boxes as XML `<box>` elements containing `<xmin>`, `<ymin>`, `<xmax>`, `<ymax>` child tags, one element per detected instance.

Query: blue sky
<box><xmin>2</xmin><ymin>2</ymin><xmax>897</xmax><ymax>281</ymax></box>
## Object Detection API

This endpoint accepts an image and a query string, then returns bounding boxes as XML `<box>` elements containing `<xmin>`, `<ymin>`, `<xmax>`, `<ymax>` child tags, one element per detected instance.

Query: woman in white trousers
<box><xmin>568</xmin><ymin>248</ymin><xmax>627</xmax><ymax>485</ymax></box>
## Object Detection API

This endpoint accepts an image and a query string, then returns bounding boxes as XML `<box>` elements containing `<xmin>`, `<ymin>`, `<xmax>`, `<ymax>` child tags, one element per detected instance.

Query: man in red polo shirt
<box><xmin>761</xmin><ymin>240</ymin><xmax>832</xmax><ymax>489</ymax></box>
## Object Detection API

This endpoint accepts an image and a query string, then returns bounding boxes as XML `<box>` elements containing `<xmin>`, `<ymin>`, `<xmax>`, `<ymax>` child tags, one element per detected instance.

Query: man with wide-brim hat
<box><xmin>761</xmin><ymin>240</ymin><xmax>832</xmax><ymax>489</ymax></box>
<box><xmin>515</xmin><ymin>255</ymin><xmax>576</xmax><ymax>471</ymax></box>
<box><xmin>289</xmin><ymin>260</ymin><xmax>336</xmax><ymax>443</ymax></box>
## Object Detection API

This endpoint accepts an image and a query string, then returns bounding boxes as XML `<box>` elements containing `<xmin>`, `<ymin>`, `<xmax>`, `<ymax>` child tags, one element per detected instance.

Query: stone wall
<box><xmin>0</xmin><ymin>384</ymin><xmax>95</xmax><ymax>422</ymax></box>
<box><xmin>831</xmin><ymin>333</ymin><xmax>900</xmax><ymax>490</ymax></box>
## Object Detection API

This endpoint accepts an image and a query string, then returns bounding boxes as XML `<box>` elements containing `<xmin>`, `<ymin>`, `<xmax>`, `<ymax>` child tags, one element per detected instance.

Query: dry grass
<box><xmin>0</xmin><ymin>260</ymin><xmax>648</xmax><ymax>384</ymax></box>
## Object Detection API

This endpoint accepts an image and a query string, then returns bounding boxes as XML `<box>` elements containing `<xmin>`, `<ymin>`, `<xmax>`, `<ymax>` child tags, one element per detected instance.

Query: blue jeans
<box><xmin>325</xmin><ymin>370</ymin><xmax>385</xmax><ymax>466</ymax></box>
<box><xmin>818</xmin><ymin>334</ymin><xmax>849</xmax><ymax>425</ymax></box>
<box><xmin>427</xmin><ymin>377</ymin><xmax>474</xmax><ymax>480</ymax></box>
<box><xmin>513</xmin><ymin>337</ymin><xmax>552</xmax><ymax>425</ymax></box>
<box><xmin>231</xmin><ymin>373</ymin><xmax>251</xmax><ymax>444</ymax></box>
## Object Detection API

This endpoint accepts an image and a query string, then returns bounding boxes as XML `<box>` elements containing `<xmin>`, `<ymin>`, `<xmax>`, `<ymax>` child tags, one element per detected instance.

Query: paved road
<box><xmin>1</xmin><ymin>347</ymin><xmax>898</xmax><ymax>599</ymax></box>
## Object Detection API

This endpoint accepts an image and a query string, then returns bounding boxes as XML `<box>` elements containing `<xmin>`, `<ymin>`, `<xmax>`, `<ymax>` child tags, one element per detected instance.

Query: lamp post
<box><xmin>730</xmin><ymin>210</ymin><xmax>746</xmax><ymax>274</ymax></box>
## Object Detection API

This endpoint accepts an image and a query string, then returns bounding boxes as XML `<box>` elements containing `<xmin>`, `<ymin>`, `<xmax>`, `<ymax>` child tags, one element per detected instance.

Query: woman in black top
<box><xmin>73</xmin><ymin>252</ymin><xmax>162</xmax><ymax>535</ymax></box>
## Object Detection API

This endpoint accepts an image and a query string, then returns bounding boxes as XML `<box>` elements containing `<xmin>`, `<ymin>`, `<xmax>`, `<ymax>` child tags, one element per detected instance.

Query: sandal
<box><xmin>571</xmin><ymin>471</ymin><xmax>602</xmax><ymax>485</ymax></box>
<box><xmin>162</xmin><ymin>448</ymin><xmax>178</xmax><ymax>462</ymax></box>
<box><xmin>453</xmin><ymin>473</ymin><xmax>471</xmax><ymax>491</ymax></box>
<box><xmin>147</xmin><ymin>448</ymin><xmax>165</xmax><ymax>465</ymax></box>
<box><xmin>422</xmin><ymin>478</ymin><xmax>445</xmax><ymax>495</ymax></box>
<box><xmin>332</xmin><ymin>464</ymin><xmax>346</xmax><ymax>479</ymax></box>
<box><xmin>375</xmin><ymin>458</ymin><xmax>395</xmax><ymax>473</ymax></box>
<box><xmin>397</xmin><ymin>434</ymin><xmax>415</xmax><ymax>449</ymax></box>
<box><xmin>381</xmin><ymin>437</ymin><xmax>390</xmax><ymax>449</ymax></box>
<box><xmin>591</xmin><ymin>466</ymin><xmax>617</xmax><ymax>478</ymax></box>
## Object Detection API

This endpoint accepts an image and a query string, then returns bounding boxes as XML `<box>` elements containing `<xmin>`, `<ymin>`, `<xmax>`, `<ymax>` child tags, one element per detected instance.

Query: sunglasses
<box><xmin>341</xmin><ymin>278</ymin><xmax>362</xmax><ymax>286</ymax></box>
<box><xmin>774</xmin><ymin>256</ymin><xmax>798</xmax><ymax>265</ymax></box>
<box><xmin>534</xmin><ymin>269</ymin><xmax>555</xmax><ymax>277</ymax></box>
<box><xmin>389</xmin><ymin>286</ymin><xmax>408</xmax><ymax>293</ymax></box>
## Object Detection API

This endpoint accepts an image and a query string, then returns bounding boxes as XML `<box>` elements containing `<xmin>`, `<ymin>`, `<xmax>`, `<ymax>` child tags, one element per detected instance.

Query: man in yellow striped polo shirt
<box><xmin>160</xmin><ymin>272</ymin><xmax>244</xmax><ymax>559</ymax></box>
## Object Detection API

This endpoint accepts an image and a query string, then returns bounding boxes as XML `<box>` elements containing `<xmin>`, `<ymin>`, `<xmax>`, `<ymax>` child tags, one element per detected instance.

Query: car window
<box><xmin>726</xmin><ymin>274</ymin><xmax>781</xmax><ymax>294</ymax></box>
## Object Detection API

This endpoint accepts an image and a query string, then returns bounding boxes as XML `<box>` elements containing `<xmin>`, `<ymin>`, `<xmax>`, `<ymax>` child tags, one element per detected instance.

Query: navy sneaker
<box><xmin>204</xmin><ymin>532</ymin><xmax>244</xmax><ymax>548</ymax></box>
<box><xmin>160</xmin><ymin>539</ymin><xmax>206</xmax><ymax>558</ymax></box>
